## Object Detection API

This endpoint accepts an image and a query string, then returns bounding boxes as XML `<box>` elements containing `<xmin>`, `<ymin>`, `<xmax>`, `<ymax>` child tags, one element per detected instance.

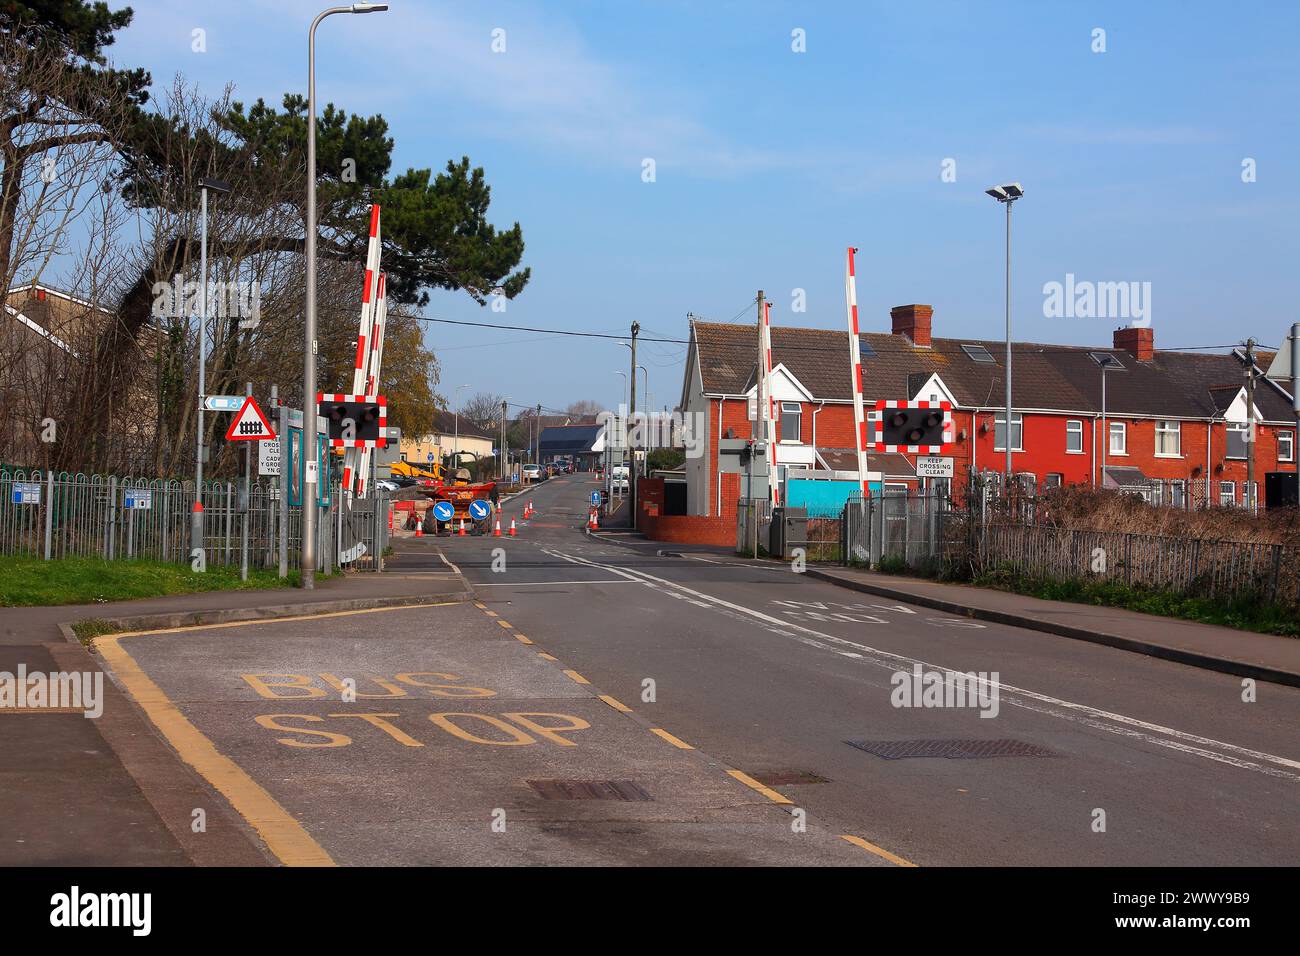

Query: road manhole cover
<box><xmin>751</xmin><ymin>770</ymin><xmax>829</xmax><ymax>786</ymax></box>
<box><xmin>844</xmin><ymin>739</ymin><xmax>1057</xmax><ymax>760</ymax></box>
<box><xmin>527</xmin><ymin>779</ymin><xmax>653</xmax><ymax>801</ymax></box>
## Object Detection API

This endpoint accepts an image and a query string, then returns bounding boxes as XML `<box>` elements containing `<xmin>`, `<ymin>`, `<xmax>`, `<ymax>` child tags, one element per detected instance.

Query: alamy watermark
<box><xmin>890</xmin><ymin>663</ymin><xmax>999</xmax><ymax>718</ymax></box>
<box><xmin>0</xmin><ymin>665</ymin><xmax>102</xmax><ymax>718</ymax></box>
<box><xmin>152</xmin><ymin>275</ymin><xmax>261</xmax><ymax>329</ymax></box>
<box><xmin>1043</xmin><ymin>273</ymin><xmax>1150</xmax><ymax>326</ymax></box>
<box><xmin>597</xmin><ymin>406</ymin><xmax>707</xmax><ymax>459</ymax></box>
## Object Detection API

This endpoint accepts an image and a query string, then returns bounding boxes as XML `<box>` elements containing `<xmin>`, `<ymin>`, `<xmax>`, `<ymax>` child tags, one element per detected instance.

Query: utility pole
<box><xmin>1245</xmin><ymin>337</ymin><xmax>1257</xmax><ymax>511</ymax></box>
<box><xmin>500</xmin><ymin>399</ymin><xmax>508</xmax><ymax>480</ymax></box>
<box><xmin>629</xmin><ymin>321</ymin><xmax>639</xmax><ymax>525</ymax></box>
<box><xmin>535</xmin><ymin>402</ymin><xmax>542</xmax><ymax>464</ymax></box>
<box><xmin>1292</xmin><ymin>323</ymin><xmax>1300</xmax><ymax>481</ymax></box>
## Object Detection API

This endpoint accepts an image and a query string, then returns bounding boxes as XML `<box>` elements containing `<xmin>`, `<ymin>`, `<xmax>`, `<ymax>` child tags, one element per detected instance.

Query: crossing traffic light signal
<box><xmin>870</xmin><ymin>400</ymin><xmax>952</xmax><ymax>453</ymax></box>
<box><xmin>316</xmin><ymin>393</ymin><xmax>387</xmax><ymax>446</ymax></box>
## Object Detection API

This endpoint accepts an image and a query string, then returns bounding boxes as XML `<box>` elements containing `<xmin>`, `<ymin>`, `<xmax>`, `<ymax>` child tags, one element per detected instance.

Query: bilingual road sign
<box><xmin>432</xmin><ymin>501</ymin><xmax>454</xmax><ymax>522</ymax></box>
<box><xmin>226</xmin><ymin>397</ymin><xmax>276</xmax><ymax>441</ymax></box>
<box><xmin>258</xmin><ymin>438</ymin><xmax>281</xmax><ymax>476</ymax></box>
<box><xmin>203</xmin><ymin>395</ymin><xmax>244</xmax><ymax>412</ymax></box>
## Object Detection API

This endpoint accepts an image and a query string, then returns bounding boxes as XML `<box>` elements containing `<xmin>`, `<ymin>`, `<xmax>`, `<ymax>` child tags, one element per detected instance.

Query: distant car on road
<box><xmin>375</xmin><ymin>479</ymin><xmax>400</xmax><ymax>492</ymax></box>
<box><xmin>522</xmin><ymin>463</ymin><xmax>543</xmax><ymax>482</ymax></box>
<box><xmin>611</xmin><ymin>465</ymin><xmax>629</xmax><ymax>492</ymax></box>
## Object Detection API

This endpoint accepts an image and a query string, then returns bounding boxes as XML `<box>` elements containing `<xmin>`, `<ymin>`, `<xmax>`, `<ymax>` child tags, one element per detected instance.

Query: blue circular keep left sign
<box><xmin>468</xmin><ymin>499</ymin><xmax>490</xmax><ymax>521</ymax></box>
<box><xmin>432</xmin><ymin>501</ymin><xmax>454</xmax><ymax>522</ymax></box>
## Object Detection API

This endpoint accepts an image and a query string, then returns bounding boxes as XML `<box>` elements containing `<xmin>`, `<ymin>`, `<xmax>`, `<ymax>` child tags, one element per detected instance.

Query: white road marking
<box><xmin>475</xmin><ymin>579</ymin><xmax>643</xmax><ymax>587</ymax></box>
<box><xmin>549</xmin><ymin>549</ymin><xmax>1300</xmax><ymax>782</ymax></box>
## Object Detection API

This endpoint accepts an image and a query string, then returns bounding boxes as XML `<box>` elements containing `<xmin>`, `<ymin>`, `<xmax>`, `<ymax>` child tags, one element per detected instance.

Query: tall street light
<box><xmin>614</xmin><ymin>370</ymin><xmax>628</xmax><ymax>470</ymax></box>
<box><xmin>985</xmin><ymin>182</ymin><xmax>1024</xmax><ymax>488</ymax></box>
<box><xmin>191</xmin><ymin>176</ymin><xmax>231</xmax><ymax>561</ymax></box>
<box><xmin>302</xmin><ymin>2</ymin><xmax>388</xmax><ymax>589</ymax></box>
<box><xmin>452</xmin><ymin>382</ymin><xmax>469</xmax><ymax>471</ymax></box>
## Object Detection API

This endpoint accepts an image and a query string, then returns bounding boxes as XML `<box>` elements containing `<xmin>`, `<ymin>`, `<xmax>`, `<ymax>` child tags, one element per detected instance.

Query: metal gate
<box><xmin>336</xmin><ymin>492</ymin><xmax>389</xmax><ymax>570</ymax></box>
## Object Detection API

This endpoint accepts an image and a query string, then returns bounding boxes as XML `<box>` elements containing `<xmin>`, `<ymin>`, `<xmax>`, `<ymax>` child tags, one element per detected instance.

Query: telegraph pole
<box><xmin>1245</xmin><ymin>338</ymin><xmax>1257</xmax><ymax>510</ymax></box>
<box><xmin>535</xmin><ymin>402</ymin><xmax>542</xmax><ymax>464</ymax></box>
<box><xmin>500</xmin><ymin>399</ymin><xmax>508</xmax><ymax>480</ymax></box>
<box><xmin>629</xmin><ymin>321</ymin><xmax>639</xmax><ymax>525</ymax></box>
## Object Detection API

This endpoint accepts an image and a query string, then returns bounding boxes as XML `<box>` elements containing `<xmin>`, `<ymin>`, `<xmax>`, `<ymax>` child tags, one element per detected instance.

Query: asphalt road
<box><xmin>424</xmin><ymin>472</ymin><xmax>1300</xmax><ymax>866</ymax></box>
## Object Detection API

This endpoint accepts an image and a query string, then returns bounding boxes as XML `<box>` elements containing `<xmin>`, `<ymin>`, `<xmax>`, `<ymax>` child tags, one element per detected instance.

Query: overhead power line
<box><xmin>415</xmin><ymin>314</ymin><xmax>1240</xmax><ymax>357</ymax></box>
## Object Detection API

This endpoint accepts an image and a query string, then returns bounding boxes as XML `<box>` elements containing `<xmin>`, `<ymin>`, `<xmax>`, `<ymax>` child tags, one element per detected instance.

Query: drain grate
<box><xmin>527</xmin><ymin>779</ymin><xmax>653</xmax><ymax>801</ymax></box>
<box><xmin>844</xmin><ymin>738</ymin><xmax>1057</xmax><ymax>760</ymax></box>
<box><xmin>751</xmin><ymin>770</ymin><xmax>829</xmax><ymax>786</ymax></box>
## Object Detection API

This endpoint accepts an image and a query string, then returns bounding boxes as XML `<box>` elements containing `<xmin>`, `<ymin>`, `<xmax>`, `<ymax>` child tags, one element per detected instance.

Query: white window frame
<box><xmin>993</xmin><ymin>412</ymin><xmax>1023</xmax><ymax>452</ymax></box>
<box><xmin>1279</xmin><ymin>430</ymin><xmax>1295</xmax><ymax>463</ymax></box>
<box><xmin>1108</xmin><ymin>421</ymin><xmax>1127</xmax><ymax>455</ymax></box>
<box><xmin>1218</xmin><ymin>480</ymin><xmax>1236</xmax><ymax>507</ymax></box>
<box><xmin>1044</xmin><ymin>473</ymin><xmax>1063</xmax><ymax>490</ymax></box>
<box><xmin>1065</xmin><ymin>420</ymin><xmax>1084</xmax><ymax>454</ymax></box>
<box><xmin>1226</xmin><ymin>422</ymin><xmax>1250</xmax><ymax>460</ymax></box>
<box><xmin>1155</xmin><ymin>420</ymin><xmax>1181</xmax><ymax>457</ymax></box>
<box><xmin>779</xmin><ymin>401</ymin><xmax>802</xmax><ymax>444</ymax></box>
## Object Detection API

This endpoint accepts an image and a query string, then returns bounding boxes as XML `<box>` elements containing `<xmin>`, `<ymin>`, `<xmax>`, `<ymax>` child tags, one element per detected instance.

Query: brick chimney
<box><xmin>1113</xmin><ymin>325</ymin><xmax>1154</xmax><ymax>362</ymax></box>
<box><xmin>891</xmin><ymin>304</ymin><xmax>933</xmax><ymax>347</ymax></box>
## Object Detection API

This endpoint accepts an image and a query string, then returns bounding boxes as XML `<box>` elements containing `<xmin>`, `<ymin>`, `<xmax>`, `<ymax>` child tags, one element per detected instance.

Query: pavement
<box><xmin>0</xmin><ymin>564</ymin><xmax>471</xmax><ymax>867</ymax></box>
<box><xmin>6</xmin><ymin>471</ymin><xmax>1299</xmax><ymax>866</ymax></box>
<box><xmin>804</xmin><ymin>566</ymin><xmax>1300</xmax><ymax>688</ymax></box>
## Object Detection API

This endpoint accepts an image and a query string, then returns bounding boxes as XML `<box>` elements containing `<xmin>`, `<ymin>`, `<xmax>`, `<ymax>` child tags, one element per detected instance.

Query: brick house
<box><xmin>677</xmin><ymin>304</ymin><xmax>1297</xmax><ymax>515</ymax></box>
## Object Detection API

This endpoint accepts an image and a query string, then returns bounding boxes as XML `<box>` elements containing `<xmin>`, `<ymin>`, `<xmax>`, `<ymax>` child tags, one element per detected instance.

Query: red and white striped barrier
<box><xmin>341</xmin><ymin>204</ymin><xmax>383</xmax><ymax>498</ymax></box>
<box><xmin>844</xmin><ymin>246</ymin><xmax>869</xmax><ymax>496</ymax></box>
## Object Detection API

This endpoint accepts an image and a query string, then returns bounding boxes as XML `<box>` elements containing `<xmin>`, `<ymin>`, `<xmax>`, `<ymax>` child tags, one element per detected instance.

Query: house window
<box><xmin>1109</xmin><ymin>421</ymin><xmax>1126</xmax><ymax>454</ymax></box>
<box><xmin>1218</xmin><ymin>481</ymin><xmax>1236</xmax><ymax>507</ymax></box>
<box><xmin>1155</xmin><ymin>420</ymin><xmax>1181</xmax><ymax>456</ymax></box>
<box><xmin>1045</xmin><ymin>473</ymin><xmax>1064</xmax><ymax>490</ymax></box>
<box><xmin>1280</xmin><ymin>430</ymin><xmax>1295</xmax><ymax>463</ymax></box>
<box><xmin>1066</xmin><ymin>420</ymin><xmax>1083</xmax><ymax>453</ymax></box>
<box><xmin>994</xmin><ymin>412</ymin><xmax>1023</xmax><ymax>452</ymax></box>
<box><xmin>1148</xmin><ymin>482</ymin><xmax>1163</xmax><ymax>506</ymax></box>
<box><xmin>1226</xmin><ymin>423</ymin><xmax>1250</xmax><ymax>459</ymax></box>
<box><xmin>779</xmin><ymin>402</ymin><xmax>802</xmax><ymax>443</ymax></box>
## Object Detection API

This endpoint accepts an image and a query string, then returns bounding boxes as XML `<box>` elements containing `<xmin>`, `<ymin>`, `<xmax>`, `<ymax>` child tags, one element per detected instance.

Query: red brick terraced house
<box><xmin>677</xmin><ymin>304</ymin><xmax>1297</xmax><ymax>516</ymax></box>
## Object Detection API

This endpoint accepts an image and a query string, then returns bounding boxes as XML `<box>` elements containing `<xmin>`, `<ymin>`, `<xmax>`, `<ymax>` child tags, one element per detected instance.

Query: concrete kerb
<box><xmin>804</xmin><ymin>567</ymin><xmax>1300</xmax><ymax>689</ymax></box>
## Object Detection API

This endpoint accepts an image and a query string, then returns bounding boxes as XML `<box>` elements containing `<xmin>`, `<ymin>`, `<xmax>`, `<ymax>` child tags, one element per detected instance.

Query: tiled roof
<box><xmin>691</xmin><ymin>320</ymin><xmax>1295</xmax><ymax>422</ymax></box>
<box><xmin>429</xmin><ymin>409</ymin><xmax>494</xmax><ymax>440</ymax></box>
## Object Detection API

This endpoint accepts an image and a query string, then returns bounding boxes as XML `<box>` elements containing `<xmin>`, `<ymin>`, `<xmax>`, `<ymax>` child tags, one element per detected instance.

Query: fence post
<box><xmin>104</xmin><ymin>476</ymin><xmax>117</xmax><ymax>560</ymax></box>
<box><xmin>43</xmin><ymin>470</ymin><xmax>53</xmax><ymax>560</ymax></box>
<box><xmin>1124</xmin><ymin>534</ymin><xmax>1132</xmax><ymax>585</ymax></box>
<box><xmin>278</xmin><ymin>405</ymin><xmax>289</xmax><ymax>578</ymax></box>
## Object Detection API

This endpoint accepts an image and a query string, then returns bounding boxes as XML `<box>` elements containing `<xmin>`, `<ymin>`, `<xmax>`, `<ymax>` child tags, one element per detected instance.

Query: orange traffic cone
<box><xmin>493</xmin><ymin>519</ymin><xmax>502</xmax><ymax>537</ymax></box>
<box><xmin>458</xmin><ymin>519</ymin><xmax>466</xmax><ymax>536</ymax></box>
<box><xmin>415</xmin><ymin>522</ymin><xmax>423</xmax><ymax>537</ymax></box>
<box><xmin>528</xmin><ymin>499</ymin><xmax>535</xmax><ymax>516</ymax></box>
<box><xmin>589</xmin><ymin>509</ymin><xmax>599</xmax><ymax>530</ymax></box>
<box><xmin>508</xmin><ymin>519</ymin><xmax>517</xmax><ymax>536</ymax></box>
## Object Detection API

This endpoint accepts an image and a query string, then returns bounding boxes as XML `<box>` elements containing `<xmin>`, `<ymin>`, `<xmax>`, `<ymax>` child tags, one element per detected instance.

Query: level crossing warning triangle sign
<box><xmin>225</xmin><ymin>396</ymin><xmax>277</xmax><ymax>441</ymax></box>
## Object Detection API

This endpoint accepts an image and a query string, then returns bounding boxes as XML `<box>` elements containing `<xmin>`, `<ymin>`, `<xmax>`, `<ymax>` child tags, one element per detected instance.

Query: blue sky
<box><xmin>110</xmin><ymin>0</ymin><xmax>1300</xmax><ymax>414</ymax></box>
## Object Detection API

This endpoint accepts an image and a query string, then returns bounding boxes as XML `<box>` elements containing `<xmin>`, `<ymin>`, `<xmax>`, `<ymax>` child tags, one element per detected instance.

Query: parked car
<box><xmin>522</xmin><ymin>463</ymin><xmax>543</xmax><ymax>482</ymax></box>
<box><xmin>375</xmin><ymin>479</ymin><xmax>400</xmax><ymax>492</ymax></box>
<box><xmin>611</xmin><ymin>465</ymin><xmax>629</xmax><ymax>492</ymax></box>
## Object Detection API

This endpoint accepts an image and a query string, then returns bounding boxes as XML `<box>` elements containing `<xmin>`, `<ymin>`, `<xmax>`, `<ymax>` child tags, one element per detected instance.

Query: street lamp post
<box><xmin>191</xmin><ymin>176</ymin><xmax>231</xmax><ymax>561</ymax></box>
<box><xmin>452</xmin><ymin>383</ymin><xmax>469</xmax><ymax>472</ymax></box>
<box><xmin>302</xmin><ymin>2</ymin><xmax>388</xmax><ymax>589</ymax></box>
<box><xmin>985</xmin><ymin>182</ymin><xmax>1024</xmax><ymax>489</ymax></box>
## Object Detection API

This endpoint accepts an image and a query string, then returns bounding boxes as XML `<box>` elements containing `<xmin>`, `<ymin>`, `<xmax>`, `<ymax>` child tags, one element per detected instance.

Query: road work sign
<box><xmin>226</xmin><ymin>397</ymin><xmax>276</xmax><ymax>441</ymax></box>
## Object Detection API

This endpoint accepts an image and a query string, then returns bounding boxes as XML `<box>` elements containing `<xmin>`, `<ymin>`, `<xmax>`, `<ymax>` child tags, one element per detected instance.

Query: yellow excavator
<box><xmin>388</xmin><ymin>458</ymin><xmax>445</xmax><ymax>484</ymax></box>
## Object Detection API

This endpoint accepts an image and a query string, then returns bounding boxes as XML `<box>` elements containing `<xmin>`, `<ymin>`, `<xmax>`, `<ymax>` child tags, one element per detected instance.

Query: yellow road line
<box><xmin>0</xmin><ymin>707</ymin><xmax>86</xmax><ymax>715</ymax></box>
<box><xmin>92</xmin><ymin>602</ymin><xmax>457</xmax><ymax>642</ymax></box>
<box><xmin>727</xmin><ymin>769</ymin><xmax>793</xmax><ymax>805</ymax></box>
<box><xmin>96</xmin><ymin>635</ymin><xmax>335</xmax><ymax>867</ymax></box>
<box><xmin>484</xmin><ymin>610</ymin><xmax>499</xmax><ymax>618</ymax></box>
<box><xmin>496</xmin><ymin>620</ymin><xmax>514</xmax><ymax>629</ymax></box>
<box><xmin>563</xmin><ymin>669</ymin><xmax>590</xmax><ymax>685</ymax></box>
<box><xmin>839</xmin><ymin>834</ymin><xmax>917</xmax><ymax>867</ymax></box>
<box><xmin>513</xmin><ymin>633</ymin><xmax>534</xmax><ymax>645</ymax></box>
<box><xmin>598</xmin><ymin>694</ymin><xmax>631</xmax><ymax>713</ymax></box>
<box><xmin>537</xmin><ymin>652</ymin><xmax>558</xmax><ymax>661</ymax></box>
<box><xmin>649</xmin><ymin>728</ymin><xmax>694</xmax><ymax>750</ymax></box>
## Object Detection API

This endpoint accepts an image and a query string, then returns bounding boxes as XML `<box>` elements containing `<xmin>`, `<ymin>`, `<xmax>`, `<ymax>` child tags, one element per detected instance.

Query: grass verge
<box><xmin>972</xmin><ymin>570</ymin><xmax>1300</xmax><ymax>637</ymax></box>
<box><xmin>0</xmin><ymin>556</ymin><xmax>299</xmax><ymax>608</ymax></box>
